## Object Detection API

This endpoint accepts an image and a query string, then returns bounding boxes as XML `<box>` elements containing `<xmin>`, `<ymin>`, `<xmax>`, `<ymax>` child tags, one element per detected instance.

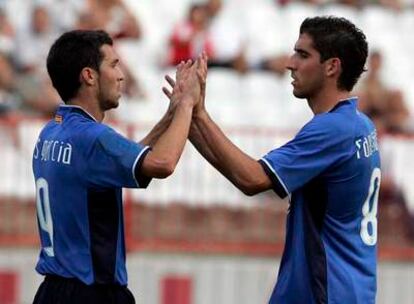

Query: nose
<box><xmin>117</xmin><ymin>66</ymin><xmax>125</xmax><ymax>82</ymax></box>
<box><xmin>286</xmin><ymin>54</ymin><xmax>295</xmax><ymax>72</ymax></box>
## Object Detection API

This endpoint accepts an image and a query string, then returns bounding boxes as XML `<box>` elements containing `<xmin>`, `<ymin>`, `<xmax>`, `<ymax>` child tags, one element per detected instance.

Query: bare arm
<box><xmin>139</xmin><ymin>79</ymin><xmax>177</xmax><ymax>147</ymax></box>
<box><xmin>189</xmin><ymin>121</ymin><xmax>219</xmax><ymax>166</ymax></box>
<box><xmin>163</xmin><ymin>55</ymin><xmax>219</xmax><ymax>166</ymax></box>
<box><xmin>188</xmin><ymin>56</ymin><xmax>220</xmax><ymax>165</ymax></box>
<box><xmin>140</xmin><ymin>60</ymin><xmax>200</xmax><ymax>178</ymax></box>
<box><xmin>163</xmin><ymin>53</ymin><xmax>272</xmax><ymax>195</ymax></box>
<box><xmin>139</xmin><ymin>111</ymin><xmax>172</xmax><ymax>147</ymax></box>
<box><xmin>192</xmin><ymin>109</ymin><xmax>272</xmax><ymax>196</ymax></box>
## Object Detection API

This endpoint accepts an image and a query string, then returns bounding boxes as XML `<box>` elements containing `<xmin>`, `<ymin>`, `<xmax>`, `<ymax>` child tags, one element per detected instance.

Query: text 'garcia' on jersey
<box><xmin>34</xmin><ymin>138</ymin><xmax>72</xmax><ymax>165</ymax></box>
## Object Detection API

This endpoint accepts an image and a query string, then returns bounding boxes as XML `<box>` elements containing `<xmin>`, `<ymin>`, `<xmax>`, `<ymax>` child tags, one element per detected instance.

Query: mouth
<box><xmin>291</xmin><ymin>75</ymin><xmax>298</xmax><ymax>86</ymax></box>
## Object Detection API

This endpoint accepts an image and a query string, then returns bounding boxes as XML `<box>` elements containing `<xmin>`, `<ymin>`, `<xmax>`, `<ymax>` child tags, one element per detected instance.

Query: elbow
<box><xmin>142</xmin><ymin>155</ymin><xmax>176</xmax><ymax>178</ymax></box>
<box><xmin>156</xmin><ymin>164</ymin><xmax>175</xmax><ymax>178</ymax></box>
<box><xmin>151</xmin><ymin>158</ymin><xmax>175</xmax><ymax>178</ymax></box>
<box><xmin>240</xmin><ymin>185</ymin><xmax>260</xmax><ymax>197</ymax></box>
<box><xmin>237</xmin><ymin>173</ymin><xmax>269</xmax><ymax>196</ymax></box>
<box><xmin>237</xmin><ymin>178</ymin><xmax>262</xmax><ymax>196</ymax></box>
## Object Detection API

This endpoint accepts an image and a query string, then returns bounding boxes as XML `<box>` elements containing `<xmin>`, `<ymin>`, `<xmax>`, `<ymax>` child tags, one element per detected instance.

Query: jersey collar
<box><xmin>58</xmin><ymin>104</ymin><xmax>98</xmax><ymax>122</ymax></box>
<box><xmin>329</xmin><ymin>96</ymin><xmax>358</xmax><ymax>113</ymax></box>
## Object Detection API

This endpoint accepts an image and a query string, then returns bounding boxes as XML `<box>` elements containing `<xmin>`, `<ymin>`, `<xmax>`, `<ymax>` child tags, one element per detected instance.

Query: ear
<box><xmin>80</xmin><ymin>67</ymin><xmax>98</xmax><ymax>86</ymax></box>
<box><xmin>325</xmin><ymin>58</ymin><xmax>341</xmax><ymax>78</ymax></box>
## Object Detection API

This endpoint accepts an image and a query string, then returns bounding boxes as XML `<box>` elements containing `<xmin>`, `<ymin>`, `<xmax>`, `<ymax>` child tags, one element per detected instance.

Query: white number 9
<box><xmin>36</xmin><ymin>178</ymin><xmax>55</xmax><ymax>257</ymax></box>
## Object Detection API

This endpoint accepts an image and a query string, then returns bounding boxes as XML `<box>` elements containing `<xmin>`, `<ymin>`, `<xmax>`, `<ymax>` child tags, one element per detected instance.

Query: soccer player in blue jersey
<box><xmin>32</xmin><ymin>30</ymin><xmax>201</xmax><ymax>304</ymax></box>
<box><xmin>167</xmin><ymin>17</ymin><xmax>380</xmax><ymax>303</ymax></box>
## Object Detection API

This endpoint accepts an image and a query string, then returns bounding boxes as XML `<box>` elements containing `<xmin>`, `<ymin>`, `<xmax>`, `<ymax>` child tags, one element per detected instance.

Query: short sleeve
<box><xmin>259</xmin><ymin>115</ymin><xmax>353</xmax><ymax>198</ymax></box>
<box><xmin>86</xmin><ymin>127</ymin><xmax>151</xmax><ymax>188</ymax></box>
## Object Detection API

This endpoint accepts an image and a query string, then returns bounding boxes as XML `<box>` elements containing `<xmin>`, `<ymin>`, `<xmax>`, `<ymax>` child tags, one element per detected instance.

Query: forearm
<box><xmin>189</xmin><ymin>121</ymin><xmax>219</xmax><ymax>166</ymax></box>
<box><xmin>139</xmin><ymin>109</ymin><xmax>173</xmax><ymax>147</ymax></box>
<box><xmin>140</xmin><ymin>103</ymin><xmax>193</xmax><ymax>177</ymax></box>
<box><xmin>192</xmin><ymin>110</ymin><xmax>270</xmax><ymax>195</ymax></box>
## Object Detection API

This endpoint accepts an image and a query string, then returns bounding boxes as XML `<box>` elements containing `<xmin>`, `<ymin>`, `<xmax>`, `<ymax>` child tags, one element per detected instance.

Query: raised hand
<box><xmin>195</xmin><ymin>52</ymin><xmax>208</xmax><ymax>114</ymax></box>
<box><xmin>178</xmin><ymin>58</ymin><xmax>201</xmax><ymax>107</ymax></box>
<box><xmin>162</xmin><ymin>55</ymin><xmax>203</xmax><ymax>108</ymax></box>
<box><xmin>162</xmin><ymin>61</ymin><xmax>189</xmax><ymax>109</ymax></box>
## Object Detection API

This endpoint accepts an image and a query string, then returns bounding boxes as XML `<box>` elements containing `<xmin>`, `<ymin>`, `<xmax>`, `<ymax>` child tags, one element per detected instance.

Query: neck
<box><xmin>307</xmin><ymin>86</ymin><xmax>350</xmax><ymax>115</ymax></box>
<box><xmin>68</xmin><ymin>93</ymin><xmax>104</xmax><ymax>122</ymax></box>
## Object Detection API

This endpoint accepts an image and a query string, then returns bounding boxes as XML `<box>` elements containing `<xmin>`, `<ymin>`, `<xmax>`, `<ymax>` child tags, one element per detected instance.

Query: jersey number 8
<box><xmin>360</xmin><ymin>168</ymin><xmax>381</xmax><ymax>246</ymax></box>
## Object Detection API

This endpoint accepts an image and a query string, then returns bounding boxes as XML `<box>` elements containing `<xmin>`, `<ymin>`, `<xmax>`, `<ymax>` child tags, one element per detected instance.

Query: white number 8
<box><xmin>36</xmin><ymin>178</ymin><xmax>55</xmax><ymax>257</ymax></box>
<box><xmin>360</xmin><ymin>168</ymin><xmax>381</xmax><ymax>246</ymax></box>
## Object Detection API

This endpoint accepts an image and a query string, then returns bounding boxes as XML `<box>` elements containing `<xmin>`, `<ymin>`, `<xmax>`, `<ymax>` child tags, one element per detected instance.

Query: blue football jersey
<box><xmin>32</xmin><ymin>105</ymin><xmax>151</xmax><ymax>285</ymax></box>
<box><xmin>259</xmin><ymin>98</ymin><xmax>381</xmax><ymax>304</ymax></box>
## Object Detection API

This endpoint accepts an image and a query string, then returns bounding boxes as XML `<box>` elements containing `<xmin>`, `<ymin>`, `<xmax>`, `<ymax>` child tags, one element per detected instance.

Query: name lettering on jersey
<box><xmin>355</xmin><ymin>130</ymin><xmax>378</xmax><ymax>159</ymax></box>
<box><xmin>34</xmin><ymin>138</ymin><xmax>40</xmax><ymax>159</ymax></box>
<box><xmin>34</xmin><ymin>139</ymin><xmax>72</xmax><ymax>165</ymax></box>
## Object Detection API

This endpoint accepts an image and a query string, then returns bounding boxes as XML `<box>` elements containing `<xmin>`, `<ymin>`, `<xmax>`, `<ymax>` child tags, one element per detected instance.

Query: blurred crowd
<box><xmin>0</xmin><ymin>0</ymin><xmax>412</xmax><ymax>137</ymax></box>
<box><xmin>0</xmin><ymin>0</ymin><xmax>142</xmax><ymax>119</ymax></box>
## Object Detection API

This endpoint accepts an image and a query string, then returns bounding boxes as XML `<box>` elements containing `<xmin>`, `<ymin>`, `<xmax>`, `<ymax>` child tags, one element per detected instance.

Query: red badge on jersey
<box><xmin>55</xmin><ymin>115</ymin><xmax>62</xmax><ymax>124</ymax></box>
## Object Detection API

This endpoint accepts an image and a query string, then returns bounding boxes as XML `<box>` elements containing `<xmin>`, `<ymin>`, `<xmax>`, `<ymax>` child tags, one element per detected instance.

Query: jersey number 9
<box><xmin>36</xmin><ymin>178</ymin><xmax>55</xmax><ymax>257</ymax></box>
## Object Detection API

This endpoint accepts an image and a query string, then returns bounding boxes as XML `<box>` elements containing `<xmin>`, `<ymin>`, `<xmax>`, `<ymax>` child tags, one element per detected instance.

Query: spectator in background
<box><xmin>386</xmin><ymin>90</ymin><xmax>411</xmax><ymax>133</ymax></box>
<box><xmin>0</xmin><ymin>8</ymin><xmax>18</xmax><ymax>116</ymax></box>
<box><xmin>368</xmin><ymin>0</ymin><xmax>403</xmax><ymax>11</ymax></box>
<box><xmin>77</xmin><ymin>0</ymin><xmax>144</xmax><ymax>99</ymax></box>
<box><xmin>14</xmin><ymin>5</ymin><xmax>57</xmax><ymax>72</ymax></box>
<box><xmin>0</xmin><ymin>8</ymin><xmax>15</xmax><ymax>56</ymax></box>
<box><xmin>0</xmin><ymin>52</ymin><xmax>20</xmax><ymax>116</ymax></box>
<box><xmin>48</xmin><ymin>0</ymin><xmax>86</xmax><ymax>32</ymax></box>
<box><xmin>357</xmin><ymin>51</ymin><xmax>412</xmax><ymax>134</ymax></box>
<box><xmin>207</xmin><ymin>0</ymin><xmax>288</xmax><ymax>76</ymax></box>
<box><xmin>13</xmin><ymin>5</ymin><xmax>60</xmax><ymax>118</ymax></box>
<box><xmin>168</xmin><ymin>3</ymin><xmax>214</xmax><ymax>66</ymax></box>
<box><xmin>336</xmin><ymin>0</ymin><xmax>364</xmax><ymax>9</ymax></box>
<box><xmin>78</xmin><ymin>0</ymin><xmax>141</xmax><ymax>40</ymax></box>
<box><xmin>168</xmin><ymin>1</ymin><xmax>288</xmax><ymax>76</ymax></box>
<box><xmin>206</xmin><ymin>0</ymin><xmax>222</xmax><ymax>18</ymax></box>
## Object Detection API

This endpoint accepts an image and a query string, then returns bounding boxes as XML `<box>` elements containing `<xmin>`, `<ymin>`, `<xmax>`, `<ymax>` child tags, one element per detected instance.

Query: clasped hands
<box><xmin>162</xmin><ymin>52</ymin><xmax>208</xmax><ymax>116</ymax></box>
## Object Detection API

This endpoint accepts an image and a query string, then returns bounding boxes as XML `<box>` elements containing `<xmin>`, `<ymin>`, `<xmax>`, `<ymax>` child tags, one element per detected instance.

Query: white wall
<box><xmin>0</xmin><ymin>249</ymin><xmax>413</xmax><ymax>304</ymax></box>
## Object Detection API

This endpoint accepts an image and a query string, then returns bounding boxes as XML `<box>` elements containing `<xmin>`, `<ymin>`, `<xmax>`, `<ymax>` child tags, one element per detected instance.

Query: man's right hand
<box><xmin>162</xmin><ymin>55</ymin><xmax>206</xmax><ymax>109</ymax></box>
<box><xmin>174</xmin><ymin>58</ymin><xmax>201</xmax><ymax>108</ymax></box>
<box><xmin>195</xmin><ymin>52</ymin><xmax>208</xmax><ymax>116</ymax></box>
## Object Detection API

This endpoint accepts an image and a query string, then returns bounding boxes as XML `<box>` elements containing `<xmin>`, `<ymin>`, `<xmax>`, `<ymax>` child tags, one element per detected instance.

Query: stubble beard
<box><xmin>97</xmin><ymin>81</ymin><xmax>120</xmax><ymax>112</ymax></box>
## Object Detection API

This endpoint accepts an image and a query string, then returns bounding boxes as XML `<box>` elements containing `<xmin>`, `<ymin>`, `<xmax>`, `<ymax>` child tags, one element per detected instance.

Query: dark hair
<box><xmin>46</xmin><ymin>30</ymin><xmax>113</xmax><ymax>102</ymax></box>
<box><xmin>300</xmin><ymin>16</ymin><xmax>368</xmax><ymax>91</ymax></box>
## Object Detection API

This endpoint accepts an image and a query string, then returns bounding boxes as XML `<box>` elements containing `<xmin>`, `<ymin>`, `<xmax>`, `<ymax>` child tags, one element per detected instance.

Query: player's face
<box><xmin>286</xmin><ymin>33</ymin><xmax>325</xmax><ymax>99</ymax></box>
<box><xmin>97</xmin><ymin>44</ymin><xmax>124</xmax><ymax>111</ymax></box>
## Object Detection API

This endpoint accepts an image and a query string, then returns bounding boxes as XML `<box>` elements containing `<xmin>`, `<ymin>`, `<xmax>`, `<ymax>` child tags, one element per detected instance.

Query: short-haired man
<box><xmin>169</xmin><ymin>17</ymin><xmax>381</xmax><ymax>303</ymax></box>
<box><xmin>32</xmin><ymin>30</ymin><xmax>200</xmax><ymax>304</ymax></box>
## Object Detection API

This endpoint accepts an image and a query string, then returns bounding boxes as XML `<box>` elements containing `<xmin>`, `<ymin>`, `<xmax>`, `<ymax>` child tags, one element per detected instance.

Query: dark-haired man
<box><xmin>170</xmin><ymin>17</ymin><xmax>381</xmax><ymax>303</ymax></box>
<box><xmin>32</xmin><ymin>30</ymin><xmax>200</xmax><ymax>304</ymax></box>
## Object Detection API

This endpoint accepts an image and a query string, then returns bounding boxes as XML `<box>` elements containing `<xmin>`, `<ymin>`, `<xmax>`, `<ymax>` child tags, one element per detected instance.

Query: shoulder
<box><xmin>292</xmin><ymin>112</ymin><xmax>355</xmax><ymax>153</ymax></box>
<box><xmin>38</xmin><ymin>120</ymin><xmax>57</xmax><ymax>137</ymax></box>
<box><xmin>357</xmin><ymin>110</ymin><xmax>376</xmax><ymax>130</ymax></box>
<box><xmin>302</xmin><ymin>111</ymin><xmax>355</xmax><ymax>140</ymax></box>
<box><xmin>66</xmin><ymin>118</ymin><xmax>110</xmax><ymax>145</ymax></box>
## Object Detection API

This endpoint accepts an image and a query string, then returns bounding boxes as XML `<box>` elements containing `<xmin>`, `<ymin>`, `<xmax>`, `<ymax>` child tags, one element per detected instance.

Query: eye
<box><xmin>112</xmin><ymin>59</ymin><xmax>120</xmax><ymax>68</ymax></box>
<box><xmin>298</xmin><ymin>51</ymin><xmax>308</xmax><ymax>59</ymax></box>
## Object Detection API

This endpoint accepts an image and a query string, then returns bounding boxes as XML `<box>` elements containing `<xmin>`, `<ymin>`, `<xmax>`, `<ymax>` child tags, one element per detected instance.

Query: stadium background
<box><xmin>0</xmin><ymin>0</ymin><xmax>414</xmax><ymax>303</ymax></box>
